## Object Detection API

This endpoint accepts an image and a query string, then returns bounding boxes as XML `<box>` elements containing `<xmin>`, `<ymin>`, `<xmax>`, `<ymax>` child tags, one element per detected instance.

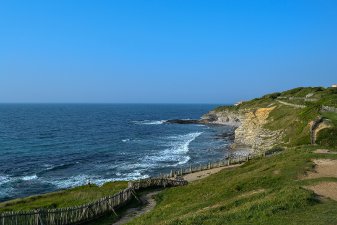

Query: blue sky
<box><xmin>0</xmin><ymin>0</ymin><xmax>336</xmax><ymax>103</ymax></box>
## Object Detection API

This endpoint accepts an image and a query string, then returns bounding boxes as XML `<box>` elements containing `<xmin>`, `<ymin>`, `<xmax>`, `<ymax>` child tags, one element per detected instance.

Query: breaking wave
<box><xmin>133</xmin><ymin>120</ymin><xmax>167</xmax><ymax>125</ymax></box>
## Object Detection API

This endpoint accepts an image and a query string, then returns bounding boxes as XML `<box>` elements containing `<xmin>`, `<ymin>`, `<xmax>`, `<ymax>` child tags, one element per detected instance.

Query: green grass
<box><xmin>127</xmin><ymin>146</ymin><xmax>337</xmax><ymax>225</ymax></box>
<box><xmin>2</xmin><ymin>86</ymin><xmax>336</xmax><ymax>225</ymax></box>
<box><xmin>0</xmin><ymin>181</ymin><xmax>127</xmax><ymax>212</ymax></box>
<box><xmin>216</xmin><ymin>87</ymin><xmax>336</xmax><ymax>148</ymax></box>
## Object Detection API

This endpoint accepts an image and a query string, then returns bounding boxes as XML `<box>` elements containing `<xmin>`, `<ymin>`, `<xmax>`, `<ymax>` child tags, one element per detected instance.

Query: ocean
<box><xmin>0</xmin><ymin>104</ymin><xmax>233</xmax><ymax>201</ymax></box>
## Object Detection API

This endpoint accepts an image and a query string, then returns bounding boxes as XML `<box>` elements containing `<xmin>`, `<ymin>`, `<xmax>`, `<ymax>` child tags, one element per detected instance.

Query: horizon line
<box><xmin>0</xmin><ymin>102</ymin><xmax>233</xmax><ymax>105</ymax></box>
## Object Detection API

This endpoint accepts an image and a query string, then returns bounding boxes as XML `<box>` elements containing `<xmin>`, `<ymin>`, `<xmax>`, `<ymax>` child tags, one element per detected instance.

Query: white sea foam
<box><xmin>49</xmin><ymin>172</ymin><xmax>149</xmax><ymax>189</ymax></box>
<box><xmin>122</xmin><ymin>139</ymin><xmax>130</xmax><ymax>142</ymax></box>
<box><xmin>51</xmin><ymin>175</ymin><xmax>89</xmax><ymax>189</ymax></box>
<box><xmin>133</xmin><ymin>120</ymin><xmax>167</xmax><ymax>125</ymax></box>
<box><xmin>0</xmin><ymin>175</ymin><xmax>10</xmax><ymax>185</ymax></box>
<box><xmin>142</xmin><ymin>132</ymin><xmax>202</xmax><ymax>166</ymax></box>
<box><xmin>42</xmin><ymin>132</ymin><xmax>201</xmax><ymax>189</ymax></box>
<box><xmin>21</xmin><ymin>175</ymin><xmax>38</xmax><ymax>181</ymax></box>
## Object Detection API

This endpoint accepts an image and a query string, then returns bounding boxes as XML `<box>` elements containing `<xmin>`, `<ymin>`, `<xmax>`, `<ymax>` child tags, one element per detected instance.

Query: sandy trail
<box><xmin>302</xmin><ymin>157</ymin><xmax>337</xmax><ymax>202</ymax></box>
<box><xmin>183</xmin><ymin>164</ymin><xmax>242</xmax><ymax>182</ymax></box>
<box><xmin>314</xmin><ymin>149</ymin><xmax>337</xmax><ymax>154</ymax></box>
<box><xmin>303</xmin><ymin>159</ymin><xmax>337</xmax><ymax>180</ymax></box>
<box><xmin>306</xmin><ymin>182</ymin><xmax>337</xmax><ymax>201</ymax></box>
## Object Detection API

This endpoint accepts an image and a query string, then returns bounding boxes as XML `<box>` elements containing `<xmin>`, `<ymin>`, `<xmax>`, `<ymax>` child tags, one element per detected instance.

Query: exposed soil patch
<box><xmin>238</xmin><ymin>189</ymin><xmax>265</xmax><ymax>199</ymax></box>
<box><xmin>183</xmin><ymin>164</ymin><xmax>242</xmax><ymax>182</ymax></box>
<box><xmin>302</xmin><ymin>159</ymin><xmax>337</xmax><ymax>180</ymax></box>
<box><xmin>314</xmin><ymin>149</ymin><xmax>337</xmax><ymax>154</ymax></box>
<box><xmin>306</xmin><ymin>182</ymin><xmax>337</xmax><ymax>201</ymax></box>
<box><xmin>273</xmin><ymin>170</ymin><xmax>280</xmax><ymax>175</ymax></box>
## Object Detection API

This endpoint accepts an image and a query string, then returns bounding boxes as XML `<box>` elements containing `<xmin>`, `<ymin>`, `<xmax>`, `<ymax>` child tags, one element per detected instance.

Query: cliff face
<box><xmin>202</xmin><ymin>107</ymin><xmax>283</xmax><ymax>152</ymax></box>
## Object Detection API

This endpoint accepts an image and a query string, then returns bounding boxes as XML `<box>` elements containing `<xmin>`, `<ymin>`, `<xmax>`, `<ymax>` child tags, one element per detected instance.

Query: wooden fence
<box><xmin>156</xmin><ymin>153</ymin><xmax>258</xmax><ymax>179</ymax></box>
<box><xmin>0</xmin><ymin>179</ymin><xmax>186</xmax><ymax>225</ymax></box>
<box><xmin>0</xmin><ymin>153</ymin><xmax>262</xmax><ymax>225</ymax></box>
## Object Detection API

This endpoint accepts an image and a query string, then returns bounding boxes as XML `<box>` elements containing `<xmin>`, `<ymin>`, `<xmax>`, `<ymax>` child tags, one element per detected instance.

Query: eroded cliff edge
<box><xmin>201</xmin><ymin>106</ymin><xmax>283</xmax><ymax>152</ymax></box>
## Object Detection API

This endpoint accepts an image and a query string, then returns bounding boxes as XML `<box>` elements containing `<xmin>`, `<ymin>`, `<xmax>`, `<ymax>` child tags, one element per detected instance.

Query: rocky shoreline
<box><xmin>167</xmin><ymin>106</ymin><xmax>282</xmax><ymax>152</ymax></box>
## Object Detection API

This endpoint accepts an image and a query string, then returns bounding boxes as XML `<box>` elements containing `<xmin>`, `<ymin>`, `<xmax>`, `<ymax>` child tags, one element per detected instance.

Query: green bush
<box><xmin>316</xmin><ymin>127</ymin><xmax>337</xmax><ymax>147</ymax></box>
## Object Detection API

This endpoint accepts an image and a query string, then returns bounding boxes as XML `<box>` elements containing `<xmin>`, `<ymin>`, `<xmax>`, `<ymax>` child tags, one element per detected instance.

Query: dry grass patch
<box><xmin>183</xmin><ymin>164</ymin><xmax>242</xmax><ymax>182</ymax></box>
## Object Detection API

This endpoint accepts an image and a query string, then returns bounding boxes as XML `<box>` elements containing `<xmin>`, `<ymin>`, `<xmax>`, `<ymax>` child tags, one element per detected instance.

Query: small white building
<box><xmin>234</xmin><ymin>101</ymin><xmax>243</xmax><ymax>106</ymax></box>
<box><xmin>332</xmin><ymin>84</ymin><xmax>337</xmax><ymax>88</ymax></box>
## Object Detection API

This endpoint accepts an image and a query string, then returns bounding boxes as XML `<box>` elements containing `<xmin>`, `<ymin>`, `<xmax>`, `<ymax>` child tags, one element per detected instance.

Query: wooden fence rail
<box><xmin>0</xmin><ymin>152</ymin><xmax>262</xmax><ymax>225</ymax></box>
<box><xmin>156</xmin><ymin>153</ymin><xmax>258</xmax><ymax>179</ymax></box>
<box><xmin>0</xmin><ymin>179</ymin><xmax>186</xmax><ymax>225</ymax></box>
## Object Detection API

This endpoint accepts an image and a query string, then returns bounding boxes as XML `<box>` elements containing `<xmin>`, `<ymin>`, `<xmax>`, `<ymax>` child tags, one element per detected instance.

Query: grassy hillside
<box><xmin>128</xmin><ymin>87</ymin><xmax>337</xmax><ymax>225</ymax></box>
<box><xmin>129</xmin><ymin>146</ymin><xmax>337</xmax><ymax>225</ymax></box>
<box><xmin>1</xmin><ymin>86</ymin><xmax>336</xmax><ymax>225</ymax></box>
<box><xmin>215</xmin><ymin>86</ymin><xmax>337</xmax><ymax>148</ymax></box>
<box><xmin>0</xmin><ymin>181</ymin><xmax>127</xmax><ymax>212</ymax></box>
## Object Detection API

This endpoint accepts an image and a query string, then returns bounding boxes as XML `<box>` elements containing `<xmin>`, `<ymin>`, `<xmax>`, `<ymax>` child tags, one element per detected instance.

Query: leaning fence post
<box><xmin>35</xmin><ymin>209</ymin><xmax>44</xmax><ymax>225</ymax></box>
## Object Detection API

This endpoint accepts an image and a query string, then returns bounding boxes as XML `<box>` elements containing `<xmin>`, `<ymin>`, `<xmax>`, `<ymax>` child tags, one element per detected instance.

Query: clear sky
<box><xmin>0</xmin><ymin>0</ymin><xmax>336</xmax><ymax>103</ymax></box>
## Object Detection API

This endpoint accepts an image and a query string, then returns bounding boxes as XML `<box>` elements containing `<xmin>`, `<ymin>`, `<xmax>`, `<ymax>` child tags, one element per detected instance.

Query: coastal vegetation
<box><xmin>0</xmin><ymin>181</ymin><xmax>127</xmax><ymax>212</ymax></box>
<box><xmin>128</xmin><ymin>146</ymin><xmax>337</xmax><ymax>225</ymax></box>
<box><xmin>126</xmin><ymin>86</ymin><xmax>337</xmax><ymax>225</ymax></box>
<box><xmin>1</xmin><ymin>86</ymin><xmax>337</xmax><ymax>225</ymax></box>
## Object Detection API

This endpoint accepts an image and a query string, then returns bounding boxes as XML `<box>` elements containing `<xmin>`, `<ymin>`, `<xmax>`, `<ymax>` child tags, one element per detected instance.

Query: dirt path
<box><xmin>302</xmin><ymin>156</ymin><xmax>337</xmax><ymax>202</ymax></box>
<box><xmin>183</xmin><ymin>164</ymin><xmax>242</xmax><ymax>182</ymax></box>
<box><xmin>306</xmin><ymin>182</ymin><xmax>337</xmax><ymax>201</ymax></box>
<box><xmin>302</xmin><ymin>159</ymin><xmax>337</xmax><ymax>180</ymax></box>
<box><xmin>314</xmin><ymin>149</ymin><xmax>337</xmax><ymax>154</ymax></box>
<box><xmin>112</xmin><ymin>164</ymin><xmax>243</xmax><ymax>224</ymax></box>
<box><xmin>112</xmin><ymin>191</ymin><xmax>161</xmax><ymax>225</ymax></box>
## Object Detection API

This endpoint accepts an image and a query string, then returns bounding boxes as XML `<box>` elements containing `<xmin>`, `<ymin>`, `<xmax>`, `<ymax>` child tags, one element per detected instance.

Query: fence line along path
<box><xmin>0</xmin><ymin>179</ymin><xmax>187</xmax><ymax>225</ymax></box>
<box><xmin>0</xmin><ymin>152</ymin><xmax>261</xmax><ymax>225</ymax></box>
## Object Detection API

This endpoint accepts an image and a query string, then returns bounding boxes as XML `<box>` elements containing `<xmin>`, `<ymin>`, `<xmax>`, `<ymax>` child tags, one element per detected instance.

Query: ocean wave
<box><xmin>142</xmin><ymin>132</ymin><xmax>202</xmax><ymax>166</ymax></box>
<box><xmin>50</xmin><ymin>175</ymin><xmax>89</xmax><ymax>189</ymax></box>
<box><xmin>133</xmin><ymin>120</ymin><xmax>167</xmax><ymax>125</ymax></box>
<box><xmin>40</xmin><ymin>163</ymin><xmax>76</xmax><ymax>174</ymax></box>
<box><xmin>1</xmin><ymin>174</ymin><xmax>39</xmax><ymax>184</ymax></box>
<box><xmin>0</xmin><ymin>186</ymin><xmax>14</xmax><ymax>201</ymax></box>
<box><xmin>0</xmin><ymin>175</ymin><xmax>10</xmax><ymax>185</ymax></box>
<box><xmin>49</xmin><ymin>172</ymin><xmax>149</xmax><ymax>189</ymax></box>
<box><xmin>21</xmin><ymin>175</ymin><xmax>38</xmax><ymax>181</ymax></box>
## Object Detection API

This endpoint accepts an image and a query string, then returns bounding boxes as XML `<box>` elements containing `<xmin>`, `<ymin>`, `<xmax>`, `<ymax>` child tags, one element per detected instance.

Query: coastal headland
<box><xmin>1</xmin><ymin>86</ymin><xmax>337</xmax><ymax>225</ymax></box>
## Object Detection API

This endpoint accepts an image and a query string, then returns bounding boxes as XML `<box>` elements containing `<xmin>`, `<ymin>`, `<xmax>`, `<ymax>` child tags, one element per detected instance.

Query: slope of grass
<box><xmin>0</xmin><ymin>181</ymin><xmax>127</xmax><ymax>212</ymax></box>
<box><xmin>128</xmin><ymin>146</ymin><xmax>337</xmax><ymax>225</ymax></box>
<box><xmin>215</xmin><ymin>87</ymin><xmax>336</xmax><ymax>148</ymax></box>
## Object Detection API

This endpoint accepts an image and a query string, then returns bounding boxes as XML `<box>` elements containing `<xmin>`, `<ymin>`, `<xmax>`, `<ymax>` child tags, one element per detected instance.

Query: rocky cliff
<box><xmin>202</xmin><ymin>107</ymin><xmax>283</xmax><ymax>152</ymax></box>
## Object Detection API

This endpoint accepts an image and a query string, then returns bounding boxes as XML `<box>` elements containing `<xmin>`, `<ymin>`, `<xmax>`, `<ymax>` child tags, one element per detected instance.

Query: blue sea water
<box><xmin>0</xmin><ymin>104</ymin><xmax>233</xmax><ymax>201</ymax></box>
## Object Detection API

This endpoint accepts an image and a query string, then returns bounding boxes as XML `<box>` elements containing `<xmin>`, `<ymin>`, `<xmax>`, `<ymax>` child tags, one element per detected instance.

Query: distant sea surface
<box><xmin>0</xmin><ymin>104</ymin><xmax>233</xmax><ymax>201</ymax></box>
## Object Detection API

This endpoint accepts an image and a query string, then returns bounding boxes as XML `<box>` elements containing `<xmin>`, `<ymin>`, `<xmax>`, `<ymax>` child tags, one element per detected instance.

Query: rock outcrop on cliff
<box><xmin>202</xmin><ymin>107</ymin><xmax>283</xmax><ymax>152</ymax></box>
